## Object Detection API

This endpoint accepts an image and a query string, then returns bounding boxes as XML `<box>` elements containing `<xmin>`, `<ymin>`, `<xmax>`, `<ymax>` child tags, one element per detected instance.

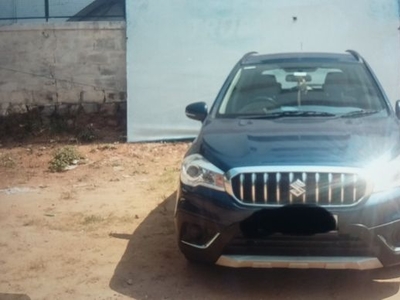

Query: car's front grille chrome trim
<box><xmin>263</xmin><ymin>173</ymin><xmax>268</xmax><ymax>203</ymax></box>
<box><xmin>225</xmin><ymin>166</ymin><xmax>370</xmax><ymax>207</ymax></box>
<box><xmin>353</xmin><ymin>174</ymin><xmax>358</xmax><ymax>202</ymax></box>
<box><xmin>276</xmin><ymin>172</ymin><xmax>281</xmax><ymax>204</ymax></box>
<box><xmin>378</xmin><ymin>235</ymin><xmax>400</xmax><ymax>254</ymax></box>
<box><xmin>328</xmin><ymin>173</ymin><xmax>333</xmax><ymax>204</ymax></box>
<box><xmin>181</xmin><ymin>233</ymin><xmax>220</xmax><ymax>250</ymax></box>
<box><xmin>316</xmin><ymin>172</ymin><xmax>320</xmax><ymax>204</ymax></box>
<box><xmin>251</xmin><ymin>173</ymin><xmax>256</xmax><ymax>203</ymax></box>
<box><xmin>239</xmin><ymin>174</ymin><xmax>244</xmax><ymax>200</ymax></box>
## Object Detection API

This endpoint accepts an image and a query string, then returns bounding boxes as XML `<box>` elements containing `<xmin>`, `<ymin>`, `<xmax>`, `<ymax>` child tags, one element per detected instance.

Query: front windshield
<box><xmin>217</xmin><ymin>60</ymin><xmax>388</xmax><ymax>118</ymax></box>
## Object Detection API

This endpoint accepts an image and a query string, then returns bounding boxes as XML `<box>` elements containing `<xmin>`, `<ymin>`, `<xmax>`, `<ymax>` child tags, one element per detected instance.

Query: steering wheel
<box><xmin>238</xmin><ymin>96</ymin><xmax>278</xmax><ymax>114</ymax></box>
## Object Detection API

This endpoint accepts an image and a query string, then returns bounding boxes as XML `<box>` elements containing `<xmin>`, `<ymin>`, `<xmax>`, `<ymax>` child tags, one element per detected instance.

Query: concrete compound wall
<box><xmin>0</xmin><ymin>21</ymin><xmax>126</xmax><ymax>116</ymax></box>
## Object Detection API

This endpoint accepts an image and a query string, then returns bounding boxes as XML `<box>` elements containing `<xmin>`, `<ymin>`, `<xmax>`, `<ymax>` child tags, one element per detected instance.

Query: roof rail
<box><xmin>346</xmin><ymin>49</ymin><xmax>363</xmax><ymax>63</ymax></box>
<box><xmin>240</xmin><ymin>51</ymin><xmax>258</xmax><ymax>63</ymax></box>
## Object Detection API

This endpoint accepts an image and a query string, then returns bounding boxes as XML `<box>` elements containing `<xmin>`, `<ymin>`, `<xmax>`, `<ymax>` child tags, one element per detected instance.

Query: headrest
<box><xmin>324</xmin><ymin>72</ymin><xmax>346</xmax><ymax>85</ymax></box>
<box><xmin>246</xmin><ymin>74</ymin><xmax>278</xmax><ymax>89</ymax></box>
<box><xmin>263</xmin><ymin>75</ymin><xmax>278</xmax><ymax>84</ymax></box>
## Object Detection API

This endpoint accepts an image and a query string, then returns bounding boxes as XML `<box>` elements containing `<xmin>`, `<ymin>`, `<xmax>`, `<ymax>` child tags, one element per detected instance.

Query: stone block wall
<box><xmin>0</xmin><ymin>22</ymin><xmax>126</xmax><ymax>116</ymax></box>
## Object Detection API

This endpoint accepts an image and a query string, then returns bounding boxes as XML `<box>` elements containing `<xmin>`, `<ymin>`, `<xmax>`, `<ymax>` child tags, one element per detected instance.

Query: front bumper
<box><xmin>216</xmin><ymin>255</ymin><xmax>383</xmax><ymax>270</ymax></box>
<box><xmin>175</xmin><ymin>183</ymin><xmax>400</xmax><ymax>269</ymax></box>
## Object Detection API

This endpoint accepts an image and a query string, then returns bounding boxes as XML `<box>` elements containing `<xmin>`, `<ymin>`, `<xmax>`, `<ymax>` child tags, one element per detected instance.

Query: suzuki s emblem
<box><xmin>290</xmin><ymin>179</ymin><xmax>306</xmax><ymax>197</ymax></box>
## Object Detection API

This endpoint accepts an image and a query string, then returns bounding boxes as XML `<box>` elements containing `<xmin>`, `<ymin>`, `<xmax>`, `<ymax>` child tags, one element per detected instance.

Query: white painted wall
<box><xmin>126</xmin><ymin>0</ymin><xmax>400</xmax><ymax>142</ymax></box>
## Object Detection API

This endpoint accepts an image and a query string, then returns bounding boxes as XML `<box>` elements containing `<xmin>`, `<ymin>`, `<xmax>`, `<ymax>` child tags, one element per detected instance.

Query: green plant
<box><xmin>49</xmin><ymin>113</ymin><xmax>69</xmax><ymax>134</ymax></box>
<box><xmin>0</xmin><ymin>154</ymin><xmax>17</xmax><ymax>168</ymax></box>
<box><xmin>76</xmin><ymin>124</ymin><xmax>97</xmax><ymax>142</ymax></box>
<box><xmin>82</xmin><ymin>214</ymin><xmax>104</xmax><ymax>225</ymax></box>
<box><xmin>97</xmin><ymin>144</ymin><xmax>117</xmax><ymax>151</ymax></box>
<box><xmin>49</xmin><ymin>146</ymin><xmax>81</xmax><ymax>172</ymax></box>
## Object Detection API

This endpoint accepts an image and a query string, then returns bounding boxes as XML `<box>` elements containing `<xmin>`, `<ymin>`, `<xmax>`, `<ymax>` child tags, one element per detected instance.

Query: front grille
<box><xmin>223</xmin><ymin>233</ymin><xmax>373</xmax><ymax>257</ymax></box>
<box><xmin>229</xmin><ymin>169</ymin><xmax>367</xmax><ymax>206</ymax></box>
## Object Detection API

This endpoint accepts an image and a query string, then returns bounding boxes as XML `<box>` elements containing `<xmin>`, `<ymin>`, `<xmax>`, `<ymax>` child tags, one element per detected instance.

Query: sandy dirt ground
<box><xmin>1</xmin><ymin>140</ymin><xmax>400</xmax><ymax>300</ymax></box>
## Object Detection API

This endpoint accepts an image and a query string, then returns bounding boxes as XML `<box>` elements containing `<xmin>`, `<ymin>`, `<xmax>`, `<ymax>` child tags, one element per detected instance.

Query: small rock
<box><xmin>135</xmin><ymin>215</ymin><xmax>139</xmax><ymax>219</ymax></box>
<box><xmin>126</xmin><ymin>279</ymin><xmax>133</xmax><ymax>285</ymax></box>
<box><xmin>64</xmin><ymin>165</ymin><xmax>78</xmax><ymax>171</ymax></box>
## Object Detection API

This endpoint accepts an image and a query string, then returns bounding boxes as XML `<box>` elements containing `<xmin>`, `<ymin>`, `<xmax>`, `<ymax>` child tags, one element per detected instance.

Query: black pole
<box><xmin>44</xmin><ymin>0</ymin><xmax>49</xmax><ymax>22</ymax></box>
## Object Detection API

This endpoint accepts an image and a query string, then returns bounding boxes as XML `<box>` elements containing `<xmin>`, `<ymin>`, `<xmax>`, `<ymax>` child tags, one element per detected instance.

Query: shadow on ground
<box><xmin>0</xmin><ymin>294</ymin><xmax>31</xmax><ymax>300</ymax></box>
<box><xmin>109</xmin><ymin>192</ymin><xmax>400</xmax><ymax>300</ymax></box>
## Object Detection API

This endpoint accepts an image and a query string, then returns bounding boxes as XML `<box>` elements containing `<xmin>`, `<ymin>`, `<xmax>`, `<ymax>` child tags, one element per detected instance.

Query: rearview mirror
<box><xmin>286</xmin><ymin>74</ymin><xmax>312</xmax><ymax>82</ymax></box>
<box><xmin>185</xmin><ymin>102</ymin><xmax>208</xmax><ymax>122</ymax></box>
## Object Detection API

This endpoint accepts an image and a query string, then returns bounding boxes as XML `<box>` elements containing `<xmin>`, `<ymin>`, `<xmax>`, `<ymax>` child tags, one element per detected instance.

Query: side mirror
<box><xmin>185</xmin><ymin>102</ymin><xmax>208</xmax><ymax>122</ymax></box>
<box><xmin>396</xmin><ymin>100</ymin><xmax>400</xmax><ymax>119</ymax></box>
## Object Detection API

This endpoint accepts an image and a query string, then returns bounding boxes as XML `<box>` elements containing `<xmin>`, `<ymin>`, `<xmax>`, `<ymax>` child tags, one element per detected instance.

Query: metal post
<box><xmin>44</xmin><ymin>0</ymin><xmax>49</xmax><ymax>22</ymax></box>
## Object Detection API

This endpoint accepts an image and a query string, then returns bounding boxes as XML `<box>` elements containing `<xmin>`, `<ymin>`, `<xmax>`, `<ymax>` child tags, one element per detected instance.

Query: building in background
<box><xmin>68</xmin><ymin>0</ymin><xmax>125</xmax><ymax>22</ymax></box>
<box><xmin>0</xmin><ymin>0</ymin><xmax>125</xmax><ymax>24</ymax></box>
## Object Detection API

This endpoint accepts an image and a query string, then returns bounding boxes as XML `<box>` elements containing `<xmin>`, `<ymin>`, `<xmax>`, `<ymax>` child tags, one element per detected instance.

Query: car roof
<box><xmin>241</xmin><ymin>52</ymin><xmax>360</xmax><ymax>65</ymax></box>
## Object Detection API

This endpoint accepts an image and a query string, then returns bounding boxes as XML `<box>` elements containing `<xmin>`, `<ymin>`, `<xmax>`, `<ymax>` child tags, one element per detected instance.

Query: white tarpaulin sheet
<box><xmin>126</xmin><ymin>0</ymin><xmax>400</xmax><ymax>142</ymax></box>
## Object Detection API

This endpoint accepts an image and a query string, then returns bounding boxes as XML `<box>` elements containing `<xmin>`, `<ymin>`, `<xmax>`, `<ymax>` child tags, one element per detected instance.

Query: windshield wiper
<box><xmin>240</xmin><ymin>111</ymin><xmax>336</xmax><ymax>119</ymax></box>
<box><xmin>340</xmin><ymin>109</ymin><xmax>382</xmax><ymax>118</ymax></box>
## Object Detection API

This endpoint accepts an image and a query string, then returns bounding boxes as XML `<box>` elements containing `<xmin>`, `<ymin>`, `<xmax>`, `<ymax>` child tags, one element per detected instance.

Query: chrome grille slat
<box><xmin>341</xmin><ymin>174</ymin><xmax>345</xmax><ymax>204</ymax></box>
<box><xmin>289</xmin><ymin>172</ymin><xmax>294</xmax><ymax>204</ymax></box>
<box><xmin>263</xmin><ymin>173</ymin><xmax>268</xmax><ymax>203</ymax></box>
<box><xmin>353</xmin><ymin>174</ymin><xmax>357</xmax><ymax>202</ymax></box>
<box><xmin>251</xmin><ymin>173</ymin><xmax>256</xmax><ymax>203</ymax></box>
<box><xmin>230</xmin><ymin>170</ymin><xmax>367</xmax><ymax>207</ymax></box>
<box><xmin>276</xmin><ymin>172</ymin><xmax>281</xmax><ymax>204</ymax></box>
<box><xmin>316</xmin><ymin>173</ymin><xmax>320</xmax><ymax>204</ymax></box>
<box><xmin>302</xmin><ymin>172</ymin><xmax>307</xmax><ymax>204</ymax></box>
<box><xmin>328</xmin><ymin>173</ymin><xmax>333</xmax><ymax>204</ymax></box>
<box><xmin>239</xmin><ymin>174</ymin><xmax>244</xmax><ymax>200</ymax></box>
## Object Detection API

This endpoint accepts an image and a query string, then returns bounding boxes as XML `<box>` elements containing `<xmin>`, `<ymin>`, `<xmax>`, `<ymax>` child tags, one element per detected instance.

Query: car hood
<box><xmin>195</xmin><ymin>116</ymin><xmax>400</xmax><ymax>172</ymax></box>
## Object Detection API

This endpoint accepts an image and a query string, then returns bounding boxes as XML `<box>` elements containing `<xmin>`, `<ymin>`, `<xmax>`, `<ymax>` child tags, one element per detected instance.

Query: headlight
<box><xmin>180</xmin><ymin>154</ymin><xmax>225</xmax><ymax>191</ymax></box>
<box><xmin>365</xmin><ymin>154</ymin><xmax>400</xmax><ymax>193</ymax></box>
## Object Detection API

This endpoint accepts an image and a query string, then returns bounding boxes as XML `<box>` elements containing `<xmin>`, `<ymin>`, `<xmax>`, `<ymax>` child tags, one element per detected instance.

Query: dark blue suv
<box><xmin>175</xmin><ymin>51</ymin><xmax>400</xmax><ymax>270</ymax></box>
